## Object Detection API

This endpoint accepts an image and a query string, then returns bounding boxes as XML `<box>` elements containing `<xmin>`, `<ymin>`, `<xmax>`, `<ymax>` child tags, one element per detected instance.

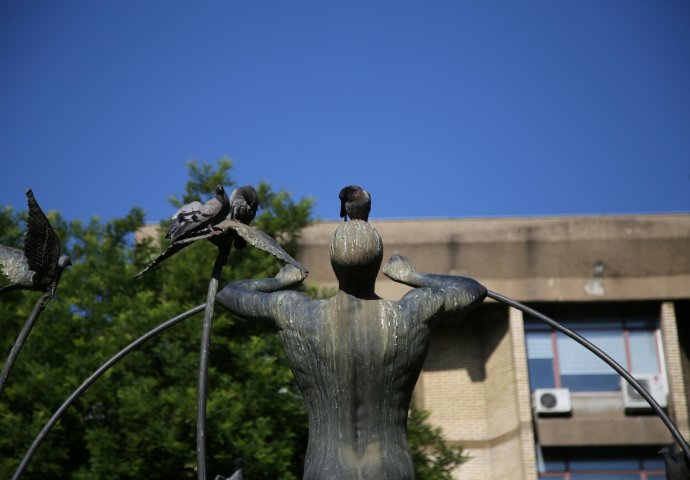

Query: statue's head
<box><xmin>330</xmin><ymin>220</ymin><xmax>383</xmax><ymax>296</ymax></box>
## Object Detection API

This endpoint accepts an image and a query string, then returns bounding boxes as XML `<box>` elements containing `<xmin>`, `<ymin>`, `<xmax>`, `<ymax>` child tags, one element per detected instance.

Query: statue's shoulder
<box><xmin>272</xmin><ymin>289</ymin><xmax>311</xmax><ymax>305</ymax></box>
<box><xmin>397</xmin><ymin>287</ymin><xmax>445</xmax><ymax>311</ymax></box>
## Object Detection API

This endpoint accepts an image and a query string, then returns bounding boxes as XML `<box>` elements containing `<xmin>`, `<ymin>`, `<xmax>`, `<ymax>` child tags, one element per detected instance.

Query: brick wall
<box><xmin>419</xmin><ymin>304</ymin><xmax>536</xmax><ymax>480</ymax></box>
<box><xmin>662</xmin><ymin>302</ymin><xmax>690</xmax><ymax>439</ymax></box>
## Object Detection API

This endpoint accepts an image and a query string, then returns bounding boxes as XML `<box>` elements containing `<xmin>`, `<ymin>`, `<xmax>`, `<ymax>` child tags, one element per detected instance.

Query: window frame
<box><xmin>524</xmin><ymin>302</ymin><xmax>665</xmax><ymax>393</ymax></box>
<box><xmin>537</xmin><ymin>445</ymin><xmax>667</xmax><ymax>480</ymax></box>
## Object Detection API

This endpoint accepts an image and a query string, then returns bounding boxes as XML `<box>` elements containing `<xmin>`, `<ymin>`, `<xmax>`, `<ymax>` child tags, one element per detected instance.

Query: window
<box><xmin>537</xmin><ymin>446</ymin><xmax>666</xmax><ymax>479</ymax></box>
<box><xmin>524</xmin><ymin>303</ymin><xmax>663</xmax><ymax>392</ymax></box>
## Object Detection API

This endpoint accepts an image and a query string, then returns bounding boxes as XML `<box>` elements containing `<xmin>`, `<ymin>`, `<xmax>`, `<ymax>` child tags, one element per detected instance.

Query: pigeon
<box><xmin>339</xmin><ymin>185</ymin><xmax>371</xmax><ymax>221</ymax></box>
<box><xmin>166</xmin><ymin>185</ymin><xmax>230</xmax><ymax>242</ymax></box>
<box><xmin>228</xmin><ymin>185</ymin><xmax>259</xmax><ymax>249</ymax></box>
<box><xmin>0</xmin><ymin>189</ymin><xmax>72</xmax><ymax>296</ymax></box>
<box><xmin>660</xmin><ymin>443</ymin><xmax>690</xmax><ymax>480</ymax></box>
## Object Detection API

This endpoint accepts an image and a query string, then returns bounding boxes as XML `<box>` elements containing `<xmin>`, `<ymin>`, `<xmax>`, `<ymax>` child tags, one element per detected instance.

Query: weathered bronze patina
<box><xmin>217</xmin><ymin>220</ymin><xmax>486</xmax><ymax>479</ymax></box>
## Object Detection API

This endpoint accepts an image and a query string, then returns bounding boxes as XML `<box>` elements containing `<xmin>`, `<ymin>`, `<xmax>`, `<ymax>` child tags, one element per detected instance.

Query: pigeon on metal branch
<box><xmin>134</xmin><ymin>185</ymin><xmax>230</xmax><ymax>278</ymax></box>
<box><xmin>166</xmin><ymin>185</ymin><xmax>230</xmax><ymax>242</ymax></box>
<box><xmin>660</xmin><ymin>443</ymin><xmax>690</xmax><ymax>480</ymax></box>
<box><xmin>339</xmin><ymin>185</ymin><xmax>371</xmax><ymax>221</ymax></box>
<box><xmin>228</xmin><ymin>185</ymin><xmax>259</xmax><ymax>249</ymax></box>
<box><xmin>0</xmin><ymin>189</ymin><xmax>72</xmax><ymax>296</ymax></box>
<box><xmin>134</xmin><ymin>216</ymin><xmax>308</xmax><ymax>277</ymax></box>
<box><xmin>134</xmin><ymin>185</ymin><xmax>307</xmax><ymax>277</ymax></box>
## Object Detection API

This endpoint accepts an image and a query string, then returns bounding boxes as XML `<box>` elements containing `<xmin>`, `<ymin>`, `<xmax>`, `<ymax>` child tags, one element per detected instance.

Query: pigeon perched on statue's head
<box><xmin>0</xmin><ymin>189</ymin><xmax>72</xmax><ymax>296</ymax></box>
<box><xmin>339</xmin><ymin>185</ymin><xmax>371</xmax><ymax>222</ymax></box>
<box><xmin>228</xmin><ymin>185</ymin><xmax>259</xmax><ymax>249</ymax></box>
<box><xmin>166</xmin><ymin>185</ymin><xmax>230</xmax><ymax>242</ymax></box>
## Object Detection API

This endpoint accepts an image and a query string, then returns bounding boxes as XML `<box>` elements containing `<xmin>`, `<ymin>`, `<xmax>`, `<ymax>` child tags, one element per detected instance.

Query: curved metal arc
<box><xmin>0</xmin><ymin>292</ymin><xmax>51</xmax><ymax>398</ymax></box>
<box><xmin>197</xmin><ymin>246</ymin><xmax>229</xmax><ymax>480</ymax></box>
<box><xmin>12</xmin><ymin>304</ymin><xmax>205</xmax><ymax>480</ymax></box>
<box><xmin>486</xmin><ymin>290</ymin><xmax>690</xmax><ymax>466</ymax></box>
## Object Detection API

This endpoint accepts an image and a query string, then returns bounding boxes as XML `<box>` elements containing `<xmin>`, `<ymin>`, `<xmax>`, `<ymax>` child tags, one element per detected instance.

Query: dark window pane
<box><xmin>568</xmin><ymin>447</ymin><xmax>640</xmax><ymax>470</ymax></box>
<box><xmin>641</xmin><ymin>455</ymin><xmax>665</xmax><ymax>470</ymax></box>
<box><xmin>553</xmin><ymin>303</ymin><xmax>621</xmax><ymax>325</ymax></box>
<box><xmin>540</xmin><ymin>447</ymin><xmax>566</xmax><ymax>472</ymax></box>
<box><xmin>528</xmin><ymin>359</ymin><xmax>555</xmax><ymax>390</ymax></box>
<box><xmin>561</xmin><ymin>374</ymin><xmax>621</xmax><ymax>392</ymax></box>
<box><xmin>625</xmin><ymin>318</ymin><xmax>658</xmax><ymax>329</ymax></box>
<box><xmin>562</xmin><ymin>320</ymin><xmax>623</xmax><ymax>331</ymax></box>
<box><xmin>525</xmin><ymin>319</ymin><xmax>553</xmax><ymax>331</ymax></box>
<box><xmin>570</xmin><ymin>475</ymin><xmax>639</xmax><ymax>480</ymax></box>
<box><xmin>624</xmin><ymin>303</ymin><xmax>658</xmax><ymax>329</ymax></box>
<box><xmin>640</xmin><ymin>445</ymin><xmax>668</xmax><ymax>470</ymax></box>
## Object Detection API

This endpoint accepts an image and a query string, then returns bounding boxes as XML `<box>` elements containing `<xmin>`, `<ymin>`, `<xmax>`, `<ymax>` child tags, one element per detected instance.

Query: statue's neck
<box><xmin>337</xmin><ymin>281</ymin><xmax>378</xmax><ymax>299</ymax></box>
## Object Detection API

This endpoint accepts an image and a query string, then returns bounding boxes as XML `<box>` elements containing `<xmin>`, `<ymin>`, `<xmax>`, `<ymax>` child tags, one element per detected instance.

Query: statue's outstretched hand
<box><xmin>383</xmin><ymin>254</ymin><xmax>417</xmax><ymax>285</ymax></box>
<box><xmin>275</xmin><ymin>263</ymin><xmax>308</xmax><ymax>286</ymax></box>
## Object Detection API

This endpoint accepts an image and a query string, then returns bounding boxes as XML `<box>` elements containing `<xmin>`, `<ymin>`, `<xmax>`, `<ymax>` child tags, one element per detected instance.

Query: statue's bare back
<box><xmin>217</xmin><ymin>221</ymin><xmax>485</xmax><ymax>479</ymax></box>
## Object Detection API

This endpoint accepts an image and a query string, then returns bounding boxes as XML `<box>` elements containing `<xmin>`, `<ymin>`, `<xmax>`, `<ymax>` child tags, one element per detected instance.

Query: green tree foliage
<box><xmin>0</xmin><ymin>160</ymin><xmax>465</xmax><ymax>479</ymax></box>
<box><xmin>408</xmin><ymin>408</ymin><xmax>468</xmax><ymax>480</ymax></box>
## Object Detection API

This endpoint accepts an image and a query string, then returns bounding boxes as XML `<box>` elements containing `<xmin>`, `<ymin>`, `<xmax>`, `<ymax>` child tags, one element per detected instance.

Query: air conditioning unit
<box><xmin>622</xmin><ymin>373</ymin><xmax>667</xmax><ymax>410</ymax></box>
<box><xmin>534</xmin><ymin>388</ymin><xmax>572</xmax><ymax>415</ymax></box>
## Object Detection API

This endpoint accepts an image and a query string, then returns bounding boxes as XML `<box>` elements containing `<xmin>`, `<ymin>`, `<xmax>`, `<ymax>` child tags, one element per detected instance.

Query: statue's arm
<box><xmin>216</xmin><ymin>264</ymin><xmax>308</xmax><ymax>327</ymax></box>
<box><xmin>383</xmin><ymin>254</ymin><xmax>486</xmax><ymax>317</ymax></box>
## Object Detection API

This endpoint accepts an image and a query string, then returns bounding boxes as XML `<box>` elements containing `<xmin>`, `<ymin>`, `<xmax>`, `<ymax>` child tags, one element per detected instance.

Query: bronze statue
<box><xmin>217</xmin><ymin>220</ymin><xmax>485</xmax><ymax>479</ymax></box>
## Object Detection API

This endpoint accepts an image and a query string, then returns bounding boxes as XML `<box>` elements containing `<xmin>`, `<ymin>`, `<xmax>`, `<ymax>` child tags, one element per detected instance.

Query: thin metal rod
<box><xmin>487</xmin><ymin>289</ymin><xmax>690</xmax><ymax>465</ymax></box>
<box><xmin>0</xmin><ymin>292</ymin><xmax>52</xmax><ymax>398</ymax></box>
<box><xmin>197</xmin><ymin>245</ymin><xmax>230</xmax><ymax>480</ymax></box>
<box><xmin>11</xmin><ymin>304</ymin><xmax>205</xmax><ymax>480</ymax></box>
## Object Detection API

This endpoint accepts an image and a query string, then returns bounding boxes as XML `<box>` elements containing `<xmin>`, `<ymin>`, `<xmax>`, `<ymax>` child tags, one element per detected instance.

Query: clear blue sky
<box><xmin>1</xmin><ymin>1</ymin><xmax>689</xmax><ymax>223</ymax></box>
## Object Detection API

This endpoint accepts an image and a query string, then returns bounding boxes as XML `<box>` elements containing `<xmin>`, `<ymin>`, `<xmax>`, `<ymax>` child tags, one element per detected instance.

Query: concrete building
<box><xmin>298</xmin><ymin>214</ymin><xmax>690</xmax><ymax>480</ymax></box>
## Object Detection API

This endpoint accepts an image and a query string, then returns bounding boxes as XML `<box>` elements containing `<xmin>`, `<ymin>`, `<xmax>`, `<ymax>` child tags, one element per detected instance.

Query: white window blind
<box><xmin>628</xmin><ymin>331</ymin><xmax>659</xmax><ymax>373</ymax></box>
<box><xmin>557</xmin><ymin>331</ymin><xmax>626</xmax><ymax>375</ymax></box>
<box><xmin>526</xmin><ymin>332</ymin><xmax>553</xmax><ymax>359</ymax></box>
